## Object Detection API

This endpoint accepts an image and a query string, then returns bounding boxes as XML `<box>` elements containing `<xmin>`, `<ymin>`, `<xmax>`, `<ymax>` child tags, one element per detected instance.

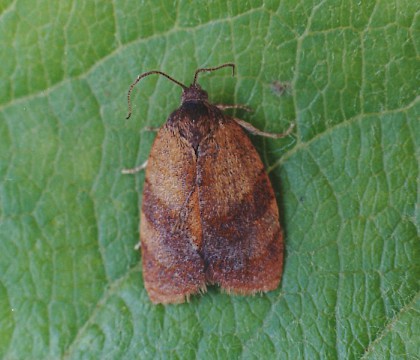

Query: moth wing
<box><xmin>141</xmin><ymin>125</ymin><xmax>205</xmax><ymax>304</ymax></box>
<box><xmin>198</xmin><ymin>118</ymin><xmax>283</xmax><ymax>294</ymax></box>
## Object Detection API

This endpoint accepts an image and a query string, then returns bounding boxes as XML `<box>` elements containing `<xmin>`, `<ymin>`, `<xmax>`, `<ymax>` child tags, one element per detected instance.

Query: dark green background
<box><xmin>0</xmin><ymin>0</ymin><xmax>419</xmax><ymax>359</ymax></box>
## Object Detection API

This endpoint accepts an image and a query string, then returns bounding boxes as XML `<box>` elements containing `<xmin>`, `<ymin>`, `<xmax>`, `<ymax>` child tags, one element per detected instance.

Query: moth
<box><xmin>123</xmin><ymin>64</ymin><xmax>293</xmax><ymax>304</ymax></box>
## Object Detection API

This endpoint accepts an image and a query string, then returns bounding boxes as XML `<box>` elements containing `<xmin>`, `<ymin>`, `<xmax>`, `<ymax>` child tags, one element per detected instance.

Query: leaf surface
<box><xmin>0</xmin><ymin>1</ymin><xmax>418</xmax><ymax>359</ymax></box>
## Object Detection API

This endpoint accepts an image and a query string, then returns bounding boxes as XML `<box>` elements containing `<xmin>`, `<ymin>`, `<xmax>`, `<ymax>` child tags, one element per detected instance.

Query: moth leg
<box><xmin>143</xmin><ymin>126</ymin><xmax>160</xmax><ymax>132</ymax></box>
<box><xmin>121</xmin><ymin>160</ymin><xmax>148</xmax><ymax>174</ymax></box>
<box><xmin>233</xmin><ymin>118</ymin><xmax>295</xmax><ymax>139</ymax></box>
<box><xmin>215</xmin><ymin>104</ymin><xmax>252</xmax><ymax>112</ymax></box>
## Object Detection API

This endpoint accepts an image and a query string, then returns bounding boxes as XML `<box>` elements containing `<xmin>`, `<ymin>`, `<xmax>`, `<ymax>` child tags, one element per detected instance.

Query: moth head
<box><xmin>181</xmin><ymin>84</ymin><xmax>209</xmax><ymax>102</ymax></box>
<box><xmin>126</xmin><ymin>63</ymin><xmax>235</xmax><ymax>119</ymax></box>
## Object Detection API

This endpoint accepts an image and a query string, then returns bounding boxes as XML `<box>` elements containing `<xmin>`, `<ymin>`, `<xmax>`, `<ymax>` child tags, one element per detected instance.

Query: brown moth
<box><xmin>123</xmin><ymin>64</ymin><xmax>293</xmax><ymax>304</ymax></box>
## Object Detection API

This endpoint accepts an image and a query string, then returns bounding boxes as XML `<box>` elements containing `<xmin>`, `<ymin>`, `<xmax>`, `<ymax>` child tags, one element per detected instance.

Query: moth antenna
<box><xmin>192</xmin><ymin>63</ymin><xmax>235</xmax><ymax>86</ymax></box>
<box><xmin>126</xmin><ymin>71</ymin><xmax>187</xmax><ymax>119</ymax></box>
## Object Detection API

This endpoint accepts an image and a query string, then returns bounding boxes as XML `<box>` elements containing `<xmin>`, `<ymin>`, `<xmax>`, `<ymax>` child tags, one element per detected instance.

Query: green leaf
<box><xmin>0</xmin><ymin>0</ymin><xmax>418</xmax><ymax>359</ymax></box>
